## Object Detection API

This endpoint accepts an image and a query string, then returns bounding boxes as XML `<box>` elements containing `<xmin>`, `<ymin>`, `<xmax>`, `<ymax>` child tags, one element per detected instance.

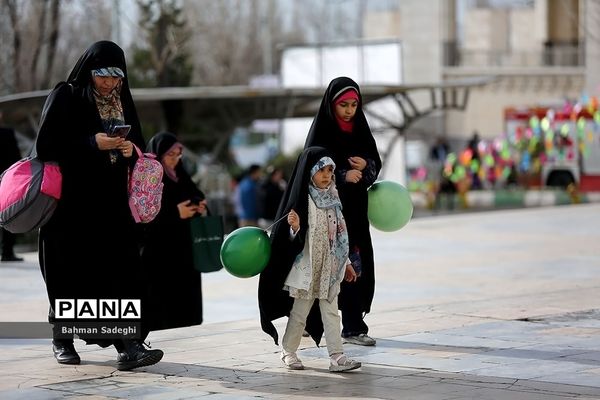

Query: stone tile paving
<box><xmin>0</xmin><ymin>204</ymin><xmax>599</xmax><ymax>399</ymax></box>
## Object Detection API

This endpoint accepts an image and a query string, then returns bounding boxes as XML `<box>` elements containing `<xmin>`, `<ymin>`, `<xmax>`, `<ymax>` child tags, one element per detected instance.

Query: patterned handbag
<box><xmin>128</xmin><ymin>145</ymin><xmax>164</xmax><ymax>223</ymax></box>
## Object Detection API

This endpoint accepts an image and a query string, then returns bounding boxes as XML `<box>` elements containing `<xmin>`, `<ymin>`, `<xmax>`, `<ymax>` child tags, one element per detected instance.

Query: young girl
<box><xmin>258</xmin><ymin>146</ymin><xmax>361</xmax><ymax>372</ymax></box>
<box><xmin>304</xmin><ymin>77</ymin><xmax>381</xmax><ymax>346</ymax></box>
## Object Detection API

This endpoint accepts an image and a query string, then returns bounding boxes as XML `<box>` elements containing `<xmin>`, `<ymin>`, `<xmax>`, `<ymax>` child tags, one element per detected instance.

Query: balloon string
<box><xmin>264</xmin><ymin>212</ymin><xmax>290</xmax><ymax>233</ymax></box>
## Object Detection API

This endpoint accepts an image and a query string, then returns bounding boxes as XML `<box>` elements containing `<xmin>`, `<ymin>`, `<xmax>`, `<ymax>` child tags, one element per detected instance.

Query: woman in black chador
<box><xmin>36</xmin><ymin>41</ymin><xmax>163</xmax><ymax>370</ymax></box>
<box><xmin>303</xmin><ymin>77</ymin><xmax>381</xmax><ymax>346</ymax></box>
<box><xmin>143</xmin><ymin>132</ymin><xmax>206</xmax><ymax>331</ymax></box>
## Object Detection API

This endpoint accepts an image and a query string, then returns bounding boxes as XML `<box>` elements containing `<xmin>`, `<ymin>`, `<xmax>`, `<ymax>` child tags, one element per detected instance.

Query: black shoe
<box><xmin>1</xmin><ymin>254</ymin><xmax>23</xmax><ymax>262</ymax></box>
<box><xmin>116</xmin><ymin>341</ymin><xmax>163</xmax><ymax>371</ymax></box>
<box><xmin>52</xmin><ymin>340</ymin><xmax>81</xmax><ymax>365</ymax></box>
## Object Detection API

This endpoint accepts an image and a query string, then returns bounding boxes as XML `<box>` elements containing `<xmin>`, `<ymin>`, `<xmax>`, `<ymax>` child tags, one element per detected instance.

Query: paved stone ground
<box><xmin>0</xmin><ymin>204</ymin><xmax>599</xmax><ymax>399</ymax></box>
<box><xmin>411</xmin><ymin>188</ymin><xmax>600</xmax><ymax>210</ymax></box>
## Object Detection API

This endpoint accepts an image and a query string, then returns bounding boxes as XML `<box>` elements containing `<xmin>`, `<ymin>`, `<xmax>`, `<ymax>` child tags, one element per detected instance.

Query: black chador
<box><xmin>304</xmin><ymin>77</ymin><xmax>382</xmax><ymax>338</ymax></box>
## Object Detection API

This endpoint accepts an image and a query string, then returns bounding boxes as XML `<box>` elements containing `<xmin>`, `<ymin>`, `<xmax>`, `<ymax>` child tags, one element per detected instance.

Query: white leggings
<box><xmin>282</xmin><ymin>296</ymin><xmax>343</xmax><ymax>356</ymax></box>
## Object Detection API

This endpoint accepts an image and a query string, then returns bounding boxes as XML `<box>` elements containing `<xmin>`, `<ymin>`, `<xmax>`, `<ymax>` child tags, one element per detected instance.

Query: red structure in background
<box><xmin>504</xmin><ymin>104</ymin><xmax>600</xmax><ymax>191</ymax></box>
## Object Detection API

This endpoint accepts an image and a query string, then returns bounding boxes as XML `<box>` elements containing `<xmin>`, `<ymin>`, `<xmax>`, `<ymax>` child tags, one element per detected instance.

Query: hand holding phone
<box><xmin>109</xmin><ymin>124</ymin><xmax>131</xmax><ymax>138</ymax></box>
<box><xmin>190</xmin><ymin>195</ymin><xmax>206</xmax><ymax>206</ymax></box>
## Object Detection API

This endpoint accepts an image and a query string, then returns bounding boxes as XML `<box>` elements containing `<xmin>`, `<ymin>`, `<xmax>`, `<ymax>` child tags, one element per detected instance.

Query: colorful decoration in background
<box><xmin>407</xmin><ymin>94</ymin><xmax>600</xmax><ymax>195</ymax></box>
<box><xmin>513</xmin><ymin>95</ymin><xmax>598</xmax><ymax>172</ymax></box>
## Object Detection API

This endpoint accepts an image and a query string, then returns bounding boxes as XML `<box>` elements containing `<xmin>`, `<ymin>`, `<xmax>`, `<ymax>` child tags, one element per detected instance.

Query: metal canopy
<box><xmin>0</xmin><ymin>76</ymin><xmax>494</xmax><ymax>164</ymax></box>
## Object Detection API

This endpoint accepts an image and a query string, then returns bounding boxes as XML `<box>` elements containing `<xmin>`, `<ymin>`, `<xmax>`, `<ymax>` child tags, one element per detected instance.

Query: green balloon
<box><xmin>367</xmin><ymin>180</ymin><xmax>413</xmax><ymax>232</ymax></box>
<box><xmin>220</xmin><ymin>227</ymin><xmax>271</xmax><ymax>278</ymax></box>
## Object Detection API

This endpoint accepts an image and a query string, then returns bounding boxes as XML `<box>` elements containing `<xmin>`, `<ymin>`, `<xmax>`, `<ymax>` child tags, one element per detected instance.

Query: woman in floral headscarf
<box><xmin>36</xmin><ymin>41</ymin><xmax>163</xmax><ymax>371</ymax></box>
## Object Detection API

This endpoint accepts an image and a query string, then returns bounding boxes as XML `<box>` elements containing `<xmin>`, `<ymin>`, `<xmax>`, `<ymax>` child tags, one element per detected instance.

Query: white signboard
<box><xmin>282</xmin><ymin>41</ymin><xmax>403</xmax><ymax>87</ymax></box>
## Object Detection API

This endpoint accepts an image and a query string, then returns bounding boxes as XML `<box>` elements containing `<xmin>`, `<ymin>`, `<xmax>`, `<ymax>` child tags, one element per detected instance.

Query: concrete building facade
<box><xmin>363</xmin><ymin>0</ymin><xmax>588</xmax><ymax>143</ymax></box>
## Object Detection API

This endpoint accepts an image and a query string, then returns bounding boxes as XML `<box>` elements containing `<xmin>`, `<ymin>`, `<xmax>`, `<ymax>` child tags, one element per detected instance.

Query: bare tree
<box><xmin>30</xmin><ymin>0</ymin><xmax>49</xmax><ymax>90</ymax></box>
<box><xmin>183</xmin><ymin>0</ymin><xmax>258</xmax><ymax>85</ymax></box>
<box><xmin>55</xmin><ymin>1</ymin><xmax>111</xmax><ymax>80</ymax></box>
<box><xmin>293</xmin><ymin>0</ymin><xmax>358</xmax><ymax>44</ymax></box>
<box><xmin>2</xmin><ymin>1</ymin><xmax>56</xmax><ymax>91</ymax></box>
<box><xmin>182</xmin><ymin>0</ymin><xmax>304</xmax><ymax>85</ymax></box>
<box><xmin>0</xmin><ymin>0</ymin><xmax>113</xmax><ymax>95</ymax></box>
<box><xmin>41</xmin><ymin>0</ymin><xmax>61</xmax><ymax>89</ymax></box>
<box><xmin>3</xmin><ymin>0</ymin><xmax>22</xmax><ymax>92</ymax></box>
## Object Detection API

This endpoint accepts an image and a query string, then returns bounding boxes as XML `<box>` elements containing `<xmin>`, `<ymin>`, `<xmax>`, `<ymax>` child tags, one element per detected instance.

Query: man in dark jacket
<box><xmin>0</xmin><ymin>113</ymin><xmax>24</xmax><ymax>262</ymax></box>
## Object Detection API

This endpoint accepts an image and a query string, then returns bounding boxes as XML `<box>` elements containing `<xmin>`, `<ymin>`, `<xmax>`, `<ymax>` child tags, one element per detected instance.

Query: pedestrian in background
<box><xmin>258</xmin><ymin>166</ymin><xmax>286</xmax><ymax>229</ymax></box>
<box><xmin>466</xmin><ymin>131</ymin><xmax>482</xmax><ymax>190</ymax></box>
<box><xmin>237</xmin><ymin>164</ymin><xmax>262</xmax><ymax>227</ymax></box>
<box><xmin>142</xmin><ymin>131</ymin><xmax>206</xmax><ymax>331</ymax></box>
<box><xmin>430</xmin><ymin>136</ymin><xmax>450</xmax><ymax>164</ymax></box>
<box><xmin>0</xmin><ymin>113</ymin><xmax>24</xmax><ymax>262</ymax></box>
<box><xmin>304</xmin><ymin>77</ymin><xmax>381</xmax><ymax>346</ymax></box>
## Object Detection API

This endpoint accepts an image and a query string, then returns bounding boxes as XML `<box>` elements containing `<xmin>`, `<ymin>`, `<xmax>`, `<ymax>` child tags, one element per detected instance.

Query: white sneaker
<box><xmin>343</xmin><ymin>333</ymin><xmax>376</xmax><ymax>346</ymax></box>
<box><xmin>329</xmin><ymin>353</ymin><xmax>361</xmax><ymax>372</ymax></box>
<box><xmin>281</xmin><ymin>351</ymin><xmax>304</xmax><ymax>370</ymax></box>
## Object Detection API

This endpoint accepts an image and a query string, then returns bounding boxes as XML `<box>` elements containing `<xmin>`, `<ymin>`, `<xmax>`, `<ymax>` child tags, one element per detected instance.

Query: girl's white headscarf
<box><xmin>308</xmin><ymin>156</ymin><xmax>349</xmax><ymax>286</ymax></box>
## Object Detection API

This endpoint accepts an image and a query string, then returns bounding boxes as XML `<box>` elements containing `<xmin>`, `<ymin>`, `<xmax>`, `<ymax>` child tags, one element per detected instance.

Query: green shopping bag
<box><xmin>190</xmin><ymin>215</ymin><xmax>224</xmax><ymax>272</ymax></box>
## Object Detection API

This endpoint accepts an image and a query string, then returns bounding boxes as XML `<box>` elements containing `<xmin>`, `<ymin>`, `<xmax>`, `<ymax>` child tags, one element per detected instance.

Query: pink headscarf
<box><xmin>333</xmin><ymin>89</ymin><xmax>359</xmax><ymax>133</ymax></box>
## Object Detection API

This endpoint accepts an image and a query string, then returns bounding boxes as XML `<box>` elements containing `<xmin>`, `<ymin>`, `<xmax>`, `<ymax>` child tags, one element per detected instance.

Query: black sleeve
<box><xmin>335</xmin><ymin>167</ymin><xmax>349</xmax><ymax>187</ymax></box>
<box><xmin>35</xmin><ymin>85</ymin><xmax>72</xmax><ymax>162</ymax></box>
<box><xmin>362</xmin><ymin>158</ymin><xmax>379</xmax><ymax>187</ymax></box>
<box><xmin>36</xmin><ymin>84</ymin><xmax>99</xmax><ymax>163</ymax></box>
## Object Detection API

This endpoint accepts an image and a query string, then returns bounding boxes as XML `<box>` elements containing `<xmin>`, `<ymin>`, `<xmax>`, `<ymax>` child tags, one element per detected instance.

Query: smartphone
<box><xmin>109</xmin><ymin>124</ymin><xmax>131</xmax><ymax>138</ymax></box>
<box><xmin>190</xmin><ymin>195</ymin><xmax>205</xmax><ymax>206</ymax></box>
